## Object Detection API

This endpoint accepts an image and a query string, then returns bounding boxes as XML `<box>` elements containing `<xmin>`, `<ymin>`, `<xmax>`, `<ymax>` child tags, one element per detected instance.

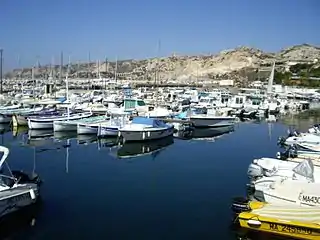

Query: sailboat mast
<box><xmin>105</xmin><ymin>57</ymin><xmax>108</xmax><ymax>90</ymax></box>
<box><xmin>58</xmin><ymin>51</ymin><xmax>63</xmax><ymax>98</ymax></box>
<box><xmin>51</xmin><ymin>56</ymin><xmax>55</xmax><ymax>95</ymax></box>
<box><xmin>88</xmin><ymin>52</ymin><xmax>91</xmax><ymax>90</ymax></box>
<box><xmin>115</xmin><ymin>56</ymin><xmax>118</xmax><ymax>84</ymax></box>
<box><xmin>32</xmin><ymin>66</ymin><xmax>35</xmax><ymax>99</ymax></box>
<box><xmin>155</xmin><ymin>40</ymin><xmax>161</xmax><ymax>107</ymax></box>
<box><xmin>66</xmin><ymin>55</ymin><xmax>70</xmax><ymax>101</ymax></box>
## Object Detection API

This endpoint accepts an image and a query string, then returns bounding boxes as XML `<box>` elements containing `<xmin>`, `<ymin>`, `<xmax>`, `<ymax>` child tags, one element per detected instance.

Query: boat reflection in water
<box><xmin>114</xmin><ymin>136</ymin><xmax>174</xmax><ymax>159</ymax></box>
<box><xmin>0</xmin><ymin>124</ymin><xmax>11</xmax><ymax>134</ymax></box>
<box><xmin>53</xmin><ymin>131</ymin><xmax>77</xmax><ymax>141</ymax></box>
<box><xmin>0</xmin><ymin>201</ymin><xmax>42</xmax><ymax>239</ymax></box>
<box><xmin>12</xmin><ymin>126</ymin><xmax>28</xmax><ymax>137</ymax></box>
<box><xmin>232</xmin><ymin>224</ymin><xmax>290</xmax><ymax>240</ymax></box>
<box><xmin>28</xmin><ymin>129</ymin><xmax>54</xmax><ymax>140</ymax></box>
<box><xmin>174</xmin><ymin>126</ymin><xmax>235</xmax><ymax>140</ymax></box>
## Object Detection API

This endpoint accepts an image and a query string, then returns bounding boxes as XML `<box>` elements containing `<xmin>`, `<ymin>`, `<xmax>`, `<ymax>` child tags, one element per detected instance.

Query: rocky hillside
<box><xmin>5</xmin><ymin>44</ymin><xmax>320</xmax><ymax>85</ymax></box>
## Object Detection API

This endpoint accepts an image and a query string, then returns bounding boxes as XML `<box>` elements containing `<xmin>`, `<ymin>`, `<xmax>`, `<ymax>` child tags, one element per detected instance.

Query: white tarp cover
<box><xmin>293</xmin><ymin>159</ymin><xmax>314</xmax><ymax>180</ymax></box>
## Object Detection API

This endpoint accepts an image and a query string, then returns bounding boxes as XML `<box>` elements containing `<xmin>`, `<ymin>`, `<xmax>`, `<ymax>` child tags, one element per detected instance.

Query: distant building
<box><xmin>218</xmin><ymin>79</ymin><xmax>234</xmax><ymax>86</ymax></box>
<box><xmin>284</xmin><ymin>59</ymin><xmax>318</xmax><ymax>72</ymax></box>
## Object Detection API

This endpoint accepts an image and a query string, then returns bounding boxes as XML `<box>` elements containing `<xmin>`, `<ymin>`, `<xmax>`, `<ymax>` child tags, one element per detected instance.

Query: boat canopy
<box><xmin>131</xmin><ymin>117</ymin><xmax>167</xmax><ymax>128</ymax></box>
<box><xmin>293</xmin><ymin>159</ymin><xmax>314</xmax><ymax>181</ymax></box>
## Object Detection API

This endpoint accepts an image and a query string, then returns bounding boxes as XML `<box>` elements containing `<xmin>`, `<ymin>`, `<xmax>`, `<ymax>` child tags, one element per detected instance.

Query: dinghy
<box><xmin>278</xmin><ymin>130</ymin><xmax>320</xmax><ymax>146</ymax></box>
<box><xmin>0</xmin><ymin>146</ymin><xmax>41</xmax><ymax>218</ymax></box>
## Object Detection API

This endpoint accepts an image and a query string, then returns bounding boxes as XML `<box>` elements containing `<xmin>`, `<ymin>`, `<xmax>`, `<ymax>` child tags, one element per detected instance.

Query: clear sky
<box><xmin>1</xmin><ymin>0</ymin><xmax>319</xmax><ymax>70</ymax></box>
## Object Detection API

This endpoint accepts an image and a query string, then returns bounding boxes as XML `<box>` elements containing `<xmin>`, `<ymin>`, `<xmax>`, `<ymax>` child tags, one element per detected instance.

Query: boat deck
<box><xmin>251</xmin><ymin>204</ymin><xmax>320</xmax><ymax>223</ymax></box>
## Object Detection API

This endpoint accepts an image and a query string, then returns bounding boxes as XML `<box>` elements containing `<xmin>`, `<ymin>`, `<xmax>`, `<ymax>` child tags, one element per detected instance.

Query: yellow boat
<box><xmin>238</xmin><ymin>201</ymin><xmax>320</xmax><ymax>239</ymax></box>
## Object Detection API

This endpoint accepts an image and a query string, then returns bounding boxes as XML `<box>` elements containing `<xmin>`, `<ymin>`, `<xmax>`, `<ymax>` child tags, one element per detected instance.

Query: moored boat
<box><xmin>0</xmin><ymin>146</ymin><xmax>41</xmax><ymax>218</ymax></box>
<box><xmin>28</xmin><ymin>112</ymin><xmax>92</xmax><ymax>130</ymax></box>
<box><xmin>232</xmin><ymin>200</ymin><xmax>320</xmax><ymax>240</ymax></box>
<box><xmin>53</xmin><ymin>115</ymin><xmax>106</xmax><ymax>132</ymax></box>
<box><xmin>12</xmin><ymin>108</ymin><xmax>58</xmax><ymax>127</ymax></box>
<box><xmin>118</xmin><ymin>117</ymin><xmax>174</xmax><ymax>142</ymax></box>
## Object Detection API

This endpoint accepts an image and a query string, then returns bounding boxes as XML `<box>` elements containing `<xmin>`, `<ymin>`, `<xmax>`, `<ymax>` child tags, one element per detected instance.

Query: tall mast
<box><xmin>32</xmin><ymin>65</ymin><xmax>35</xmax><ymax>99</ymax></box>
<box><xmin>88</xmin><ymin>52</ymin><xmax>91</xmax><ymax>90</ymax></box>
<box><xmin>0</xmin><ymin>49</ymin><xmax>2</xmax><ymax>95</ymax></box>
<box><xmin>105</xmin><ymin>57</ymin><xmax>108</xmax><ymax>90</ymax></box>
<box><xmin>51</xmin><ymin>56</ymin><xmax>55</xmax><ymax>94</ymax></box>
<box><xmin>114</xmin><ymin>56</ymin><xmax>118</xmax><ymax>84</ymax></box>
<box><xmin>58</xmin><ymin>51</ymin><xmax>63</xmax><ymax>98</ymax></box>
<box><xmin>155</xmin><ymin>40</ymin><xmax>161</xmax><ymax>107</ymax></box>
<box><xmin>66</xmin><ymin>55</ymin><xmax>71</xmax><ymax>118</ymax></box>
<box><xmin>66</xmin><ymin>55</ymin><xmax>70</xmax><ymax>101</ymax></box>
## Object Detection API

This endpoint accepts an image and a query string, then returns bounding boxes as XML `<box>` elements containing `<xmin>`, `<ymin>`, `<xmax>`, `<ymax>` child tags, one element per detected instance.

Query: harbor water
<box><xmin>0</xmin><ymin>116</ymin><xmax>317</xmax><ymax>240</ymax></box>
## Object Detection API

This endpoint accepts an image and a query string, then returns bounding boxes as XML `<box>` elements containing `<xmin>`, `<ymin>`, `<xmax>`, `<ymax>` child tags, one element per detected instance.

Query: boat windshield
<box><xmin>292</xmin><ymin>159</ymin><xmax>314</xmax><ymax>181</ymax></box>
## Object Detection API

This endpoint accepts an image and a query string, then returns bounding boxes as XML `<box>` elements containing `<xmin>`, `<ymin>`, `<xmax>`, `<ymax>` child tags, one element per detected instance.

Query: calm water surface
<box><xmin>0</xmin><ymin>120</ymin><xmax>308</xmax><ymax>239</ymax></box>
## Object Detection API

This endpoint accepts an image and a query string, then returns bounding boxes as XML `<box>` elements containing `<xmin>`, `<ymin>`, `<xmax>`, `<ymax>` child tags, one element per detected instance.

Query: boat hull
<box><xmin>12</xmin><ymin>114</ymin><xmax>28</xmax><ymax>127</ymax></box>
<box><xmin>53</xmin><ymin>122</ymin><xmax>77</xmax><ymax>132</ymax></box>
<box><xmin>238</xmin><ymin>202</ymin><xmax>320</xmax><ymax>240</ymax></box>
<box><xmin>77</xmin><ymin>124</ymin><xmax>98</xmax><ymax>135</ymax></box>
<box><xmin>0</xmin><ymin>185</ymin><xmax>40</xmax><ymax>218</ymax></box>
<box><xmin>189</xmin><ymin>116</ymin><xmax>235</xmax><ymax>128</ymax></box>
<box><xmin>97</xmin><ymin>126</ymin><xmax>119</xmax><ymax>137</ymax></box>
<box><xmin>120</xmin><ymin>126</ymin><xmax>174</xmax><ymax>142</ymax></box>
<box><xmin>28</xmin><ymin>113</ymin><xmax>92</xmax><ymax>130</ymax></box>
<box><xmin>28</xmin><ymin>119</ymin><xmax>54</xmax><ymax>130</ymax></box>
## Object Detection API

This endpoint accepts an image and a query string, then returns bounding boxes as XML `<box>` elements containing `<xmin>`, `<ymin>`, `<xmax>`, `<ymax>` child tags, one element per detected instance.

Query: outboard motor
<box><xmin>231</xmin><ymin>197</ymin><xmax>250</xmax><ymax>214</ymax></box>
<box><xmin>277</xmin><ymin>136</ymin><xmax>287</xmax><ymax>146</ymax></box>
<box><xmin>247</xmin><ymin>161</ymin><xmax>264</xmax><ymax>179</ymax></box>
<box><xmin>288</xmin><ymin>129</ymin><xmax>299</xmax><ymax>137</ymax></box>
<box><xmin>12</xmin><ymin>170</ymin><xmax>41</xmax><ymax>186</ymax></box>
<box><xmin>276</xmin><ymin>145</ymin><xmax>298</xmax><ymax>160</ymax></box>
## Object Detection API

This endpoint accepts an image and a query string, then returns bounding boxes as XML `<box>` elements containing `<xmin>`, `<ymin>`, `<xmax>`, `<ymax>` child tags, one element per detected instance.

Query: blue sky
<box><xmin>1</xmin><ymin>0</ymin><xmax>319</xmax><ymax>70</ymax></box>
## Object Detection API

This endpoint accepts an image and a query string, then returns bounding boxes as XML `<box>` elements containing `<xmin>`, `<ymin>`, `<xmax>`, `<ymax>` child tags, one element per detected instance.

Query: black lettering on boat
<box><xmin>268</xmin><ymin>223</ymin><xmax>312</xmax><ymax>235</ymax></box>
<box><xmin>301</xmin><ymin>195</ymin><xmax>320</xmax><ymax>204</ymax></box>
<box><xmin>269</xmin><ymin>223</ymin><xmax>279</xmax><ymax>230</ymax></box>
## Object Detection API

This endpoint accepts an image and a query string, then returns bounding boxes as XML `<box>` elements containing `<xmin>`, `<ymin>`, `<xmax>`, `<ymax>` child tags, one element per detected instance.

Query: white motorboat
<box><xmin>0</xmin><ymin>146</ymin><xmax>41</xmax><ymax>217</ymax></box>
<box><xmin>278</xmin><ymin>130</ymin><xmax>320</xmax><ymax>146</ymax></box>
<box><xmin>276</xmin><ymin>145</ymin><xmax>320</xmax><ymax>166</ymax></box>
<box><xmin>119</xmin><ymin>117</ymin><xmax>174</xmax><ymax>142</ymax></box>
<box><xmin>247</xmin><ymin>158</ymin><xmax>319</xmax><ymax>182</ymax></box>
<box><xmin>309</xmin><ymin>124</ymin><xmax>320</xmax><ymax>134</ymax></box>
<box><xmin>28</xmin><ymin>112</ymin><xmax>92</xmax><ymax>129</ymax></box>
<box><xmin>247</xmin><ymin>158</ymin><xmax>320</xmax><ymax>206</ymax></box>
<box><xmin>189</xmin><ymin>115</ymin><xmax>235</xmax><ymax>128</ymax></box>
<box><xmin>176</xmin><ymin>107</ymin><xmax>235</xmax><ymax>128</ymax></box>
